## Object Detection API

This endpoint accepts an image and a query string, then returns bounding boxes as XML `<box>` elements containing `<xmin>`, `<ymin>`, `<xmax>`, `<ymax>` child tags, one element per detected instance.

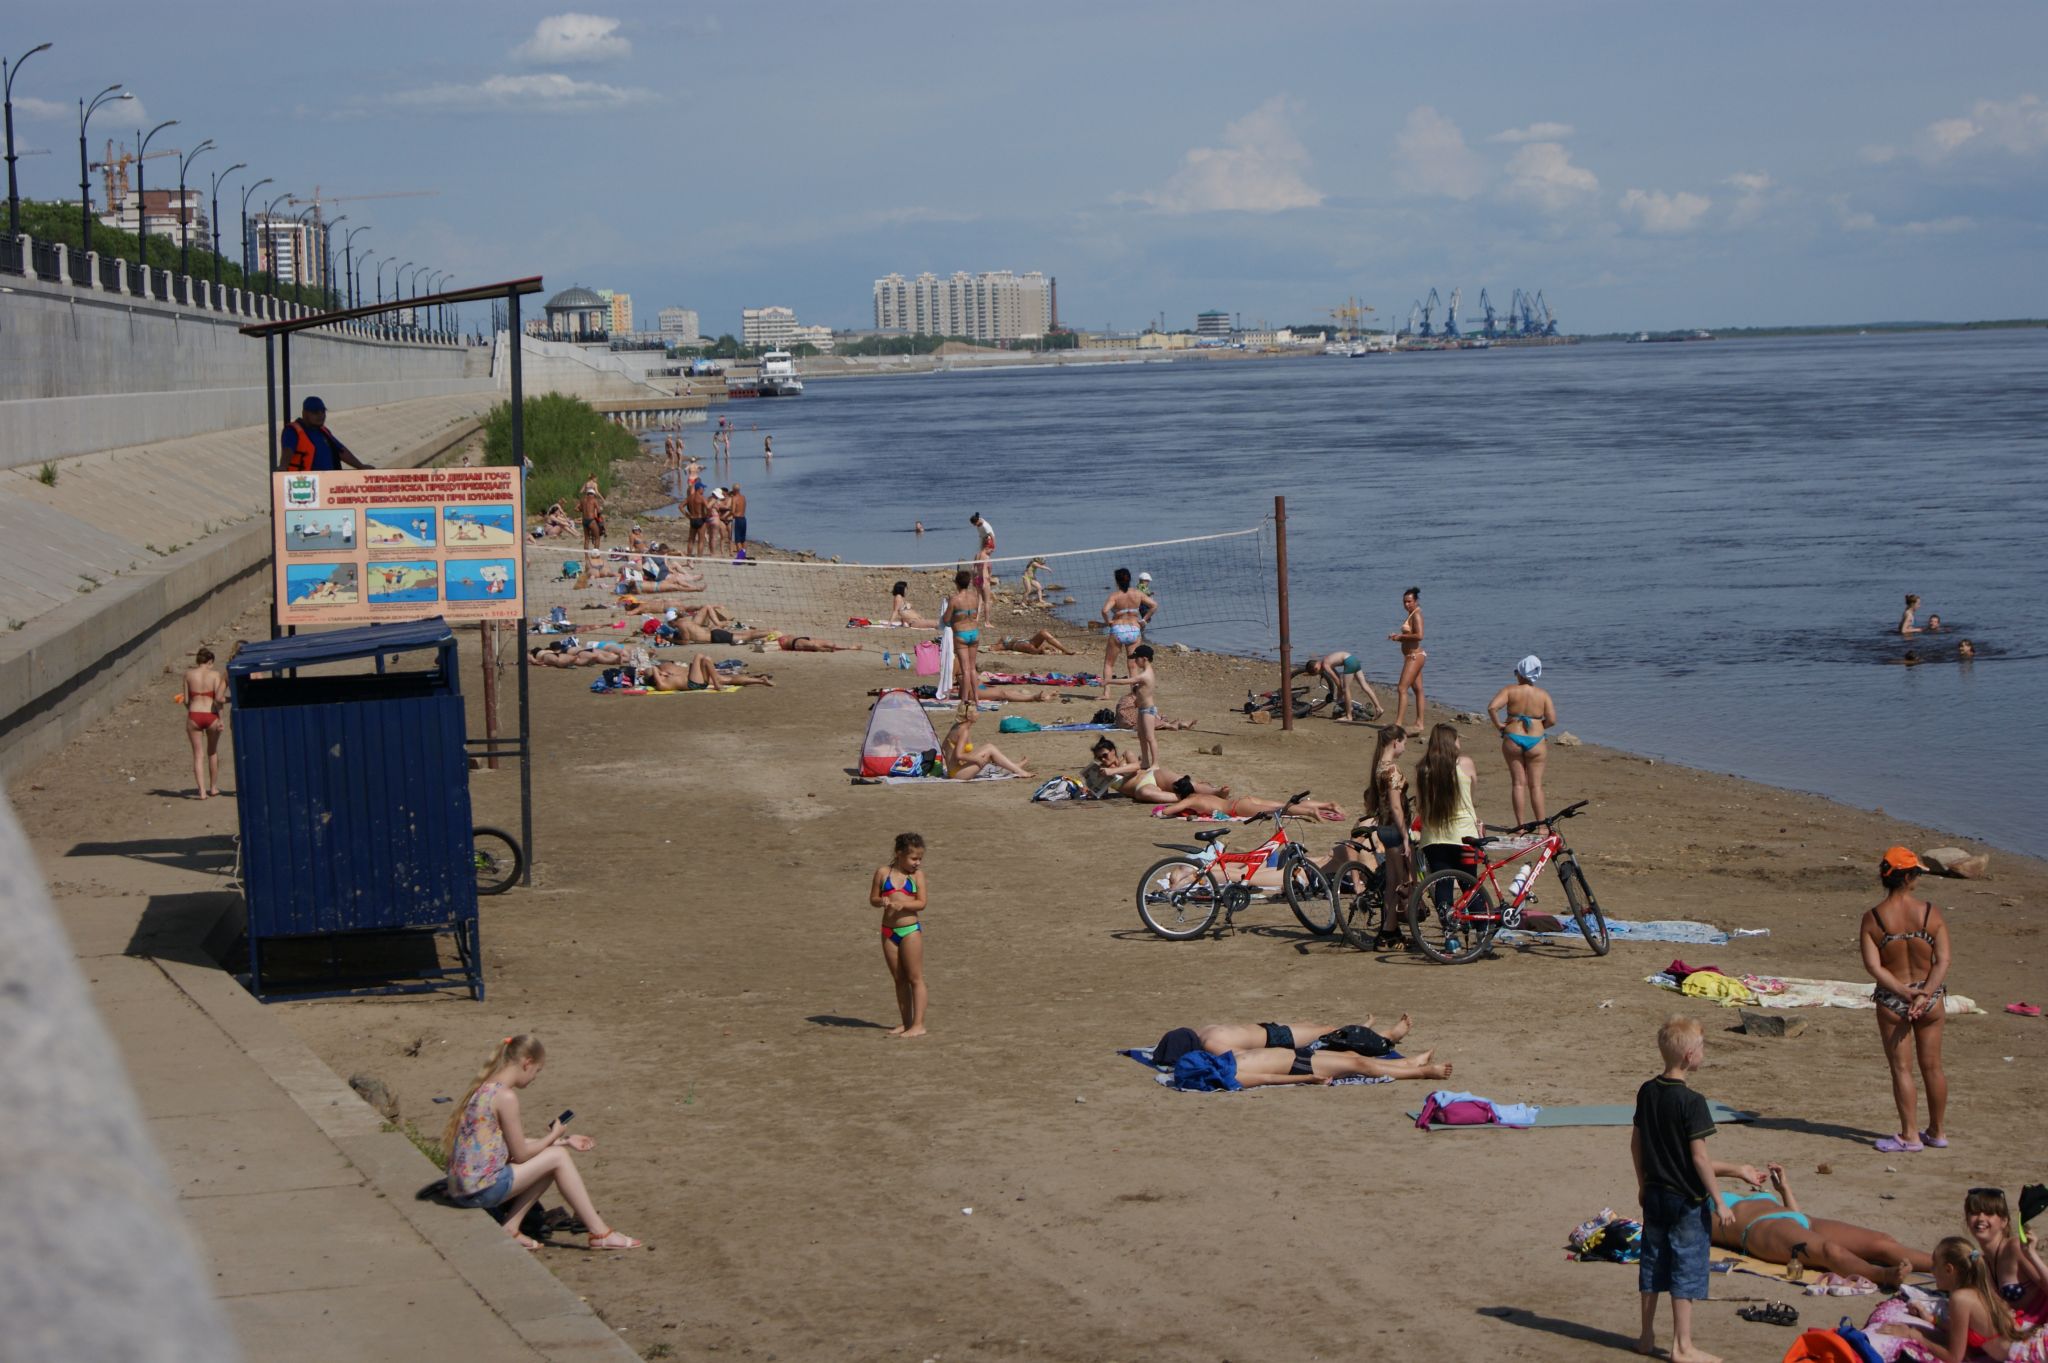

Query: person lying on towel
<box><xmin>1149</xmin><ymin>1017</ymin><xmax>1450</xmax><ymax>1085</ymax></box>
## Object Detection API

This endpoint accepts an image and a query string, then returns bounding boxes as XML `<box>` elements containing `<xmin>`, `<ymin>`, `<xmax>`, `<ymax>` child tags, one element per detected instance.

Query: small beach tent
<box><xmin>858</xmin><ymin>688</ymin><xmax>941</xmax><ymax>777</ymax></box>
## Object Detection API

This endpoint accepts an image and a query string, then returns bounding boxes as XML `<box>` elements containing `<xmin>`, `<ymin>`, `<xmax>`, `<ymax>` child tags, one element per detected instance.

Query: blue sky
<box><xmin>8</xmin><ymin>2</ymin><xmax>2045</xmax><ymax>333</ymax></box>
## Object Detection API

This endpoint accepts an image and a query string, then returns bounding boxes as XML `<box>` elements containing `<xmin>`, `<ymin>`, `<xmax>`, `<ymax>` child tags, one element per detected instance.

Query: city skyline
<box><xmin>4</xmin><ymin>3</ymin><xmax>2043</xmax><ymax>333</ymax></box>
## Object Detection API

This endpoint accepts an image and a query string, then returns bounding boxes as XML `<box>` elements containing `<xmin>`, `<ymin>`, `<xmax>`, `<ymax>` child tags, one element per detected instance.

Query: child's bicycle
<box><xmin>1405</xmin><ymin>800</ymin><xmax>1609</xmax><ymax>964</ymax></box>
<box><xmin>1133</xmin><ymin>791</ymin><xmax>1339</xmax><ymax>940</ymax></box>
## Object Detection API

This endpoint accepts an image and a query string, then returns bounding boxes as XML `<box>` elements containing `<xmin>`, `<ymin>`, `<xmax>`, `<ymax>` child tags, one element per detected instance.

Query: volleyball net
<box><xmin>518</xmin><ymin>525</ymin><xmax>1276</xmax><ymax>655</ymax></box>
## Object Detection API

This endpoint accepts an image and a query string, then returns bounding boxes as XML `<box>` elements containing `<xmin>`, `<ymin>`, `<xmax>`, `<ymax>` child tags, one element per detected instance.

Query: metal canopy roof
<box><xmin>228</xmin><ymin>618</ymin><xmax>456</xmax><ymax>675</ymax></box>
<box><xmin>237</xmin><ymin>276</ymin><xmax>544</xmax><ymax>338</ymax></box>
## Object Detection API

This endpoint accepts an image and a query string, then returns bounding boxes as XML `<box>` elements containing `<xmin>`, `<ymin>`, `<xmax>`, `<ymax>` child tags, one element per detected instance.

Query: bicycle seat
<box><xmin>1462</xmin><ymin>835</ymin><xmax>1494</xmax><ymax>848</ymax></box>
<box><xmin>1193</xmin><ymin>828</ymin><xmax>1229</xmax><ymax>844</ymax></box>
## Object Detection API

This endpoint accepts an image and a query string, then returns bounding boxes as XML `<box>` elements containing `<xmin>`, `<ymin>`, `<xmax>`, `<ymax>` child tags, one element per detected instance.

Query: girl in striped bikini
<box><xmin>868</xmin><ymin>833</ymin><xmax>930</xmax><ymax>1038</ymax></box>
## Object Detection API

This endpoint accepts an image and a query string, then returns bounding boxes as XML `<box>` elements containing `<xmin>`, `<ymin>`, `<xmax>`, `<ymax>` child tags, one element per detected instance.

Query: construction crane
<box><xmin>91</xmin><ymin>138</ymin><xmax>179</xmax><ymax>209</ymax></box>
<box><xmin>1417</xmin><ymin>287</ymin><xmax>1441</xmax><ymax>338</ymax></box>
<box><xmin>283</xmin><ymin>187</ymin><xmax>439</xmax><ymax>215</ymax></box>
<box><xmin>1517</xmin><ymin>289</ymin><xmax>1540</xmax><ymax>337</ymax></box>
<box><xmin>1478</xmin><ymin>288</ymin><xmax>1498</xmax><ymax>338</ymax></box>
<box><xmin>1534</xmin><ymin>290</ymin><xmax>1558</xmax><ymax>337</ymax></box>
<box><xmin>1404</xmin><ymin>301</ymin><xmax>1422</xmax><ymax>337</ymax></box>
<box><xmin>1443</xmin><ymin>287</ymin><xmax>1462</xmax><ymax>339</ymax></box>
<box><xmin>1326</xmin><ymin>296</ymin><xmax>1374</xmax><ymax>339</ymax></box>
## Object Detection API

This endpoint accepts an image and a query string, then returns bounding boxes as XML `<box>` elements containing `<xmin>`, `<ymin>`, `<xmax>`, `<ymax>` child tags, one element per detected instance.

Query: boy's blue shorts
<box><xmin>1638</xmin><ymin>1185</ymin><xmax>1712</xmax><ymax>1299</ymax></box>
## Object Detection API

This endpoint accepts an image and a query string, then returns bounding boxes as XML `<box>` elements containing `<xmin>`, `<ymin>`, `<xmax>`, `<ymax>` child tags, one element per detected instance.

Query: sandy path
<box><xmin>13</xmin><ymin>501</ymin><xmax>2045</xmax><ymax>1363</ymax></box>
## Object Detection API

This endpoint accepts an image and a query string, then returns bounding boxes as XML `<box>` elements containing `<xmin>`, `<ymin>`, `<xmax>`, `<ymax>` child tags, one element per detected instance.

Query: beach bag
<box><xmin>914</xmin><ymin>640</ymin><xmax>941</xmax><ymax>675</ymax></box>
<box><xmin>1031</xmin><ymin>776</ymin><xmax>1090</xmax><ymax>803</ymax></box>
<box><xmin>1832</xmin><ymin>1321</ymin><xmax>1883</xmax><ymax>1363</ymax></box>
<box><xmin>998</xmin><ymin>716</ymin><xmax>1041</xmax><ymax>733</ymax></box>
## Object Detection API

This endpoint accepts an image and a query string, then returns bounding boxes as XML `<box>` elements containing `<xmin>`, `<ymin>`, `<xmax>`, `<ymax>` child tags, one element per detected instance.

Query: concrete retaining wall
<box><xmin>0</xmin><ymin>273</ymin><xmax>494</xmax><ymax>468</ymax></box>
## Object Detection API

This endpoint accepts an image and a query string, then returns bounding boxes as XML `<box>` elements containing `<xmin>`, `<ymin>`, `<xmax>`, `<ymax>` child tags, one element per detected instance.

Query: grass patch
<box><xmin>383</xmin><ymin>1119</ymin><xmax>449</xmax><ymax>1170</ymax></box>
<box><xmin>37</xmin><ymin>462</ymin><xmax>58</xmax><ymax>486</ymax></box>
<box><xmin>482</xmin><ymin>393</ymin><xmax>639</xmax><ymax>514</ymax></box>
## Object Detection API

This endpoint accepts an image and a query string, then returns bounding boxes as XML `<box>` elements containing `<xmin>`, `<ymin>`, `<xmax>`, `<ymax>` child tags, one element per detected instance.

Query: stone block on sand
<box><xmin>349</xmin><ymin>1073</ymin><xmax>400</xmax><ymax>1121</ymax></box>
<box><xmin>1921</xmin><ymin>847</ymin><xmax>1990</xmax><ymax>879</ymax></box>
<box><xmin>1740</xmin><ymin>1010</ymin><xmax>1807</xmax><ymax>1039</ymax></box>
<box><xmin>1554</xmin><ymin>732</ymin><xmax>1583</xmax><ymax>747</ymax></box>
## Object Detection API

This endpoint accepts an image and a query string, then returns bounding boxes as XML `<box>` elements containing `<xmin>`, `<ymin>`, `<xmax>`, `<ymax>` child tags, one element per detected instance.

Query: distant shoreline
<box><xmin>1578</xmin><ymin>318</ymin><xmax>2047</xmax><ymax>343</ymax></box>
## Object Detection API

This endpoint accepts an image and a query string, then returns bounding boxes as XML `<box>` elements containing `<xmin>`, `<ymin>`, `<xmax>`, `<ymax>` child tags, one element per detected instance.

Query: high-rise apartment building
<box><xmin>596</xmin><ymin>290</ymin><xmax>632</xmax><ymax>335</ymax></box>
<box><xmin>741</xmin><ymin>306</ymin><xmax>800</xmax><ymax>349</ymax></box>
<box><xmin>872</xmin><ymin>271</ymin><xmax>1052</xmax><ymax>343</ymax></box>
<box><xmin>657</xmin><ymin>307</ymin><xmax>701</xmax><ymax>344</ymax></box>
<box><xmin>249</xmin><ymin>215</ymin><xmax>329</xmax><ymax>288</ymax></box>
<box><xmin>1195</xmin><ymin>310</ymin><xmax>1232</xmax><ymax>338</ymax></box>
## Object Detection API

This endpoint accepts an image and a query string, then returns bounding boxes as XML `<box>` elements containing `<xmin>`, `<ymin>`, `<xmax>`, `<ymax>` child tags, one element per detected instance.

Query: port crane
<box><xmin>1417</xmin><ymin>288</ymin><xmax>1441</xmax><ymax>338</ymax></box>
<box><xmin>1478</xmin><ymin>288</ymin><xmax>1499</xmax><ymax>337</ymax></box>
<box><xmin>1442</xmin><ymin>287</ymin><xmax>1462</xmax><ymax>338</ymax></box>
<box><xmin>1533</xmin><ymin>290</ymin><xmax>1558</xmax><ymax>336</ymax></box>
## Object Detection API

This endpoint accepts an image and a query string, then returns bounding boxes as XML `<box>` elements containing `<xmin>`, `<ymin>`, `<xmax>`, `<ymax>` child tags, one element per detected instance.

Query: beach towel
<box><xmin>1682</xmin><ymin>970</ymin><xmax>1759</xmax><ymax>1006</ymax></box>
<box><xmin>998</xmin><ymin>716</ymin><xmax>1042</xmax><ymax>732</ymax></box>
<box><xmin>1408</xmin><ymin>1101</ymin><xmax>1757</xmax><ymax>1127</ymax></box>
<box><xmin>1413</xmin><ymin>1090</ymin><xmax>1541</xmax><ymax>1129</ymax></box>
<box><xmin>981</xmin><ymin>671</ymin><xmax>1099</xmax><ymax>687</ymax></box>
<box><xmin>1646</xmin><ymin>972</ymin><xmax>1984</xmax><ymax>1014</ymax></box>
<box><xmin>1039</xmin><ymin>722</ymin><xmax>1118</xmax><ymax>732</ymax></box>
<box><xmin>855</xmin><ymin>769</ymin><xmax>1017</xmax><ymax>786</ymax></box>
<box><xmin>1498</xmin><ymin>919</ymin><xmax>1758</xmax><ymax>947</ymax></box>
<box><xmin>598</xmin><ymin>685</ymin><xmax>741</xmax><ymax>695</ymax></box>
<box><xmin>1119</xmin><ymin>1048</ymin><xmax>1399</xmax><ymax>1090</ymax></box>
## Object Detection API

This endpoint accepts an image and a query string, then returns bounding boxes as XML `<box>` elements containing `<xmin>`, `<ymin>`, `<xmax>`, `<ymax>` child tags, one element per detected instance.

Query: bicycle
<box><xmin>1328</xmin><ymin>824</ymin><xmax>1410</xmax><ymax>952</ymax></box>
<box><xmin>472</xmin><ymin>826</ymin><xmax>525</xmax><ymax>895</ymax></box>
<box><xmin>1133</xmin><ymin>791</ymin><xmax>1339</xmax><ymax>940</ymax></box>
<box><xmin>1404</xmin><ymin>800</ymin><xmax>1609</xmax><ymax>964</ymax></box>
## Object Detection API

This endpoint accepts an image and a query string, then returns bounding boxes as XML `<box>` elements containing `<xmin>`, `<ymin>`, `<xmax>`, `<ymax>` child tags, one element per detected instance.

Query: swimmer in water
<box><xmin>1924</xmin><ymin>613</ymin><xmax>1942</xmax><ymax>633</ymax></box>
<box><xmin>1898</xmin><ymin>594</ymin><xmax>1922</xmax><ymax>635</ymax></box>
<box><xmin>914</xmin><ymin>521</ymin><xmax>925</xmax><ymax>536</ymax></box>
<box><xmin>1894</xmin><ymin>650</ymin><xmax>1923</xmax><ymax>667</ymax></box>
<box><xmin>1957</xmin><ymin>640</ymin><xmax>1975</xmax><ymax>661</ymax></box>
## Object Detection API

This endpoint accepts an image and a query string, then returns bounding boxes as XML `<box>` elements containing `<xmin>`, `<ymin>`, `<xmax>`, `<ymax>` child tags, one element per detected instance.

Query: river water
<box><xmin>688</xmin><ymin>330</ymin><xmax>2048</xmax><ymax>854</ymax></box>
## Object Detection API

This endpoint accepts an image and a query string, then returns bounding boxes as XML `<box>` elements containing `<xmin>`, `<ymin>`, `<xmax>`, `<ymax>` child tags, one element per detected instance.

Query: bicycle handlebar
<box><xmin>1500</xmin><ymin>800</ymin><xmax>1590</xmax><ymax>836</ymax></box>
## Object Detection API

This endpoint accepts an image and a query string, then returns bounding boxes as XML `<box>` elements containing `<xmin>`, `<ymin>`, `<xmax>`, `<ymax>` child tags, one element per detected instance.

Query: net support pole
<box><xmin>1274</xmin><ymin>494</ymin><xmax>1293</xmax><ymax>733</ymax></box>
<box><xmin>510</xmin><ymin>285</ymin><xmax>534</xmax><ymax>887</ymax></box>
<box><xmin>480</xmin><ymin>621</ymin><xmax>499</xmax><ymax>771</ymax></box>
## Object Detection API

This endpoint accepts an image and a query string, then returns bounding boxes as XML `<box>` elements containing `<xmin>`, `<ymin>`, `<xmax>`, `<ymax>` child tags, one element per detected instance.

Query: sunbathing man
<box><xmin>1709</xmin><ymin>1162</ymin><xmax>1929</xmax><ymax>1287</ymax></box>
<box><xmin>994</xmin><ymin>629</ymin><xmax>1077</xmax><ymax>656</ymax></box>
<box><xmin>668</xmin><ymin>617</ymin><xmax>775</xmax><ymax>647</ymax></box>
<box><xmin>973</xmin><ymin>686</ymin><xmax>1067</xmax><ymax>703</ymax></box>
<box><xmin>529</xmin><ymin>644</ymin><xmax>629</xmax><ymax>668</ymax></box>
<box><xmin>1190</xmin><ymin>1016</ymin><xmax>1413</xmax><ymax>1056</ymax></box>
<box><xmin>779</xmin><ymin>636</ymin><xmax>865</xmax><ymax>653</ymax></box>
<box><xmin>1148</xmin><ymin>791</ymin><xmax>1348</xmax><ymax>822</ymax></box>
<box><xmin>1229</xmin><ymin>1045</ymin><xmax>1451</xmax><ymax>1086</ymax></box>
<box><xmin>646</xmin><ymin>656</ymin><xmax>775</xmax><ymax>692</ymax></box>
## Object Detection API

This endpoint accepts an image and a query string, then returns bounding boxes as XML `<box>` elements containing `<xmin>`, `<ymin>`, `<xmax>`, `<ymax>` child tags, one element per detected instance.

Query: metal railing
<box><xmin>0</xmin><ymin>236</ymin><xmax>21</xmax><ymax>275</ymax></box>
<box><xmin>31</xmin><ymin>240</ymin><xmax>62</xmax><ymax>283</ymax></box>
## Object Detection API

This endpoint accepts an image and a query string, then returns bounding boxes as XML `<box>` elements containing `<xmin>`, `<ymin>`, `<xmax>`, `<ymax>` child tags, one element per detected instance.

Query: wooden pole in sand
<box><xmin>1275</xmin><ymin>494</ymin><xmax>1293</xmax><ymax>733</ymax></box>
<box><xmin>479</xmin><ymin>620</ymin><xmax>499</xmax><ymax>770</ymax></box>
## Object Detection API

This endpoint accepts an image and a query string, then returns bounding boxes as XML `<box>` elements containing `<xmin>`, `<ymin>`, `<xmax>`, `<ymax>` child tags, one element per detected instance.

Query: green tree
<box><xmin>18</xmin><ymin>197</ymin><xmax>327</xmax><ymax>307</ymax></box>
<box><xmin>481</xmin><ymin>393</ymin><xmax>640</xmax><ymax>513</ymax></box>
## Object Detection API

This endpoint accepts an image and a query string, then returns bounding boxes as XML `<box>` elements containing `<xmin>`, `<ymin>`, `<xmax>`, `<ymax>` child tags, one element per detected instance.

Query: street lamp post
<box><xmin>78</xmin><ymin>86</ymin><xmax>131</xmax><ymax>261</ymax></box>
<box><xmin>175</xmin><ymin>137</ymin><xmax>212</xmax><ymax>279</ymax></box>
<box><xmin>135</xmin><ymin>119</ymin><xmax>179</xmax><ymax>263</ymax></box>
<box><xmin>342</xmin><ymin>225</ymin><xmax>370</xmax><ymax>308</ymax></box>
<box><xmin>237</xmin><ymin>175</ymin><xmax>270</xmax><ymax>278</ymax></box>
<box><xmin>396</xmin><ymin>262</ymin><xmax>417</xmax><ymax>335</ymax></box>
<box><xmin>437</xmin><ymin>273</ymin><xmax>455</xmax><ymax>340</ymax></box>
<box><xmin>319</xmin><ymin>213</ymin><xmax>345</xmax><ymax>309</ymax></box>
<box><xmin>207</xmin><ymin>162</ymin><xmax>244</xmax><ymax>292</ymax></box>
<box><xmin>5</xmin><ymin>42</ymin><xmax>54</xmax><ymax>238</ymax></box>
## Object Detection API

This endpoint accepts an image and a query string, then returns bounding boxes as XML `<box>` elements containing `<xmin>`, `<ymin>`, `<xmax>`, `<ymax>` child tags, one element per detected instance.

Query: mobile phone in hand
<box><xmin>556</xmin><ymin>1109</ymin><xmax>574</xmax><ymax>1126</ymax></box>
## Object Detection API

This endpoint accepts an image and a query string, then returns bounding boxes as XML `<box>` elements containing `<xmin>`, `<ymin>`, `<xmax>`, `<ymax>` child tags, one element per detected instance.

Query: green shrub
<box><xmin>481</xmin><ymin>393</ymin><xmax>640</xmax><ymax>514</ymax></box>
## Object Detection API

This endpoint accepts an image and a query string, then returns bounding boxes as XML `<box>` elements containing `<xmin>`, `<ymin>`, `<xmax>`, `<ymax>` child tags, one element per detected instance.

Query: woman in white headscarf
<box><xmin>1487</xmin><ymin>655</ymin><xmax>1557</xmax><ymax>825</ymax></box>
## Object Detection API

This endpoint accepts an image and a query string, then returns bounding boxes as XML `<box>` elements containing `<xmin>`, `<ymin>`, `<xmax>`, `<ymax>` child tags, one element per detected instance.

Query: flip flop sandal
<box><xmin>2006</xmin><ymin>1003</ymin><xmax>2043</xmax><ymax>1017</ymax></box>
<box><xmin>587</xmin><ymin>1230</ymin><xmax>643</xmax><ymax>1251</ymax></box>
<box><xmin>1874</xmin><ymin>1134</ymin><xmax>1924</xmax><ymax>1153</ymax></box>
<box><xmin>1919</xmin><ymin>1129</ymin><xmax>1950</xmax><ymax>1148</ymax></box>
<box><xmin>1738</xmin><ymin>1303</ymin><xmax>1800</xmax><ymax>1326</ymax></box>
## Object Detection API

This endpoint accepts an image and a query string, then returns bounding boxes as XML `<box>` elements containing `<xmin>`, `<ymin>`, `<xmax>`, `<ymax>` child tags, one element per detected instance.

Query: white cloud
<box><xmin>1886</xmin><ymin>94</ymin><xmax>2048</xmax><ymax>163</ymax></box>
<box><xmin>1489</xmin><ymin>121</ymin><xmax>1575</xmax><ymax>145</ymax></box>
<box><xmin>1899</xmin><ymin>215</ymin><xmax>1974</xmax><ymax>235</ymax></box>
<box><xmin>1502</xmin><ymin>142</ymin><xmax>1599</xmax><ymax>213</ymax></box>
<box><xmin>1620</xmin><ymin>188</ymin><xmax>1712</xmax><ymax>233</ymax></box>
<box><xmin>1125</xmin><ymin>97</ymin><xmax>1323</xmax><ymax>213</ymax></box>
<box><xmin>514</xmin><ymin>13</ymin><xmax>631</xmax><ymax>64</ymax></box>
<box><xmin>1723</xmin><ymin>171</ymin><xmax>1774</xmax><ymax>226</ymax></box>
<box><xmin>391</xmin><ymin>73</ymin><xmax>653</xmax><ymax>113</ymax></box>
<box><xmin>16</xmin><ymin>94</ymin><xmax>150</xmax><ymax>125</ymax></box>
<box><xmin>1393</xmin><ymin>106</ymin><xmax>1486</xmax><ymax>199</ymax></box>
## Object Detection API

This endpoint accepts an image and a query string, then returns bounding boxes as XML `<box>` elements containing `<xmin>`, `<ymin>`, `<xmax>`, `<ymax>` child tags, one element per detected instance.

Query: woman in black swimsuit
<box><xmin>1857</xmin><ymin>847</ymin><xmax>1953</xmax><ymax>1154</ymax></box>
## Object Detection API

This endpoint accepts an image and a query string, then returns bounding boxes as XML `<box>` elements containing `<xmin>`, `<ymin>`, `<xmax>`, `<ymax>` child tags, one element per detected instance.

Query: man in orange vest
<box><xmin>279</xmin><ymin>396</ymin><xmax>370</xmax><ymax>472</ymax></box>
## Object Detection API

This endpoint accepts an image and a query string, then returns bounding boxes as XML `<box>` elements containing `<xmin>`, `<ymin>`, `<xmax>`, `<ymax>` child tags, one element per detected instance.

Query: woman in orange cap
<box><xmin>1858</xmin><ymin>847</ymin><xmax>1953</xmax><ymax>1153</ymax></box>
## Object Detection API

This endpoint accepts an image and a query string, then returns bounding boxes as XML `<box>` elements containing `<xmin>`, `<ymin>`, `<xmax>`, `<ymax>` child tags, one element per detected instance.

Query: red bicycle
<box><xmin>1133</xmin><ymin>791</ymin><xmax>1338</xmax><ymax>940</ymax></box>
<box><xmin>1405</xmin><ymin>800</ymin><xmax>1609</xmax><ymax>964</ymax></box>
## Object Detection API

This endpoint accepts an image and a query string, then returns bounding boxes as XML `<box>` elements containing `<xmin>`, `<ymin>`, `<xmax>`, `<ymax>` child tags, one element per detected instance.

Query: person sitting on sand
<box><xmin>1877</xmin><ymin>1235</ymin><xmax>2037</xmax><ymax>1361</ymax></box>
<box><xmin>889</xmin><ymin>581</ymin><xmax>938</xmax><ymax>629</ymax></box>
<box><xmin>1899</xmin><ymin>594</ymin><xmax>1923</xmax><ymax>635</ymax></box>
<box><xmin>779</xmin><ymin>636</ymin><xmax>864</xmax><ymax>653</ymax></box>
<box><xmin>646</xmin><ymin>656</ymin><xmax>775</xmax><ymax>692</ymax></box>
<box><xmin>938</xmin><ymin>707</ymin><xmax>1032</xmax><ymax>780</ymax></box>
<box><xmin>1297</xmin><ymin>650</ymin><xmax>1383</xmax><ymax>723</ymax></box>
<box><xmin>1147</xmin><ymin>791</ymin><xmax>1348</xmax><ymax>822</ymax></box>
<box><xmin>543</xmin><ymin>503</ymin><xmax>574</xmax><ymax>538</ymax></box>
<box><xmin>1710</xmin><ymin>1161</ymin><xmax>1931</xmax><ymax>1287</ymax></box>
<box><xmin>994</xmin><ymin>630</ymin><xmax>1077</xmax><ymax>656</ymax></box>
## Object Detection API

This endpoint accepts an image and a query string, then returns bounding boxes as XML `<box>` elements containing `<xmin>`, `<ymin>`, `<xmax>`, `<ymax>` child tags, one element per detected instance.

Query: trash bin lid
<box><xmin>228</xmin><ymin>618</ymin><xmax>456</xmax><ymax>675</ymax></box>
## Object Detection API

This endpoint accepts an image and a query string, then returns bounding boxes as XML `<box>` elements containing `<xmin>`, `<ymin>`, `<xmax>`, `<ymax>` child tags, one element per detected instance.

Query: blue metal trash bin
<box><xmin>228</xmin><ymin>618</ymin><xmax>482</xmax><ymax>1000</ymax></box>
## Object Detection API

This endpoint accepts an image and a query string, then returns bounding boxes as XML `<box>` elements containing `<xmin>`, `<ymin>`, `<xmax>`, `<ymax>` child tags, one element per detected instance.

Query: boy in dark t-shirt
<box><xmin>1631</xmin><ymin>1016</ymin><xmax>1764</xmax><ymax>1363</ymax></box>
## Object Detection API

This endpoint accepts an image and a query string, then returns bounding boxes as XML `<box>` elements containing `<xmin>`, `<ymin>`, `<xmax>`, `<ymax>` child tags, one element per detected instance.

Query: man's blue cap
<box><xmin>302</xmin><ymin>395</ymin><xmax>326</xmax><ymax>413</ymax></box>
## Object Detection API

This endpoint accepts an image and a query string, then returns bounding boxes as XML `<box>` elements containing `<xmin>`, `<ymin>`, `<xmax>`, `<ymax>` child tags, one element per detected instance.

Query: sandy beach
<box><xmin>14</xmin><ymin>453</ymin><xmax>2046</xmax><ymax>1363</ymax></box>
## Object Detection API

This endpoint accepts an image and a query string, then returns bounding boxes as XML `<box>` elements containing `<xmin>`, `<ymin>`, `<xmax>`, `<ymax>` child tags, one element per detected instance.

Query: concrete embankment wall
<box><xmin>0</xmin><ymin>394</ymin><xmax>490</xmax><ymax>780</ymax></box>
<box><xmin>0</xmin><ymin>274</ymin><xmax>493</xmax><ymax>468</ymax></box>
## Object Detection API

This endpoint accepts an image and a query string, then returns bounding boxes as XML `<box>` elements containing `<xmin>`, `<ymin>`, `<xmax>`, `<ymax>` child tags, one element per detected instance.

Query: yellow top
<box><xmin>1419</xmin><ymin>764</ymin><xmax>1479</xmax><ymax>848</ymax></box>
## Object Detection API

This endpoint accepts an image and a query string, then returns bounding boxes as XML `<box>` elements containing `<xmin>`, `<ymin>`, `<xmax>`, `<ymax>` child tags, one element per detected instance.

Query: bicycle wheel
<box><xmin>1558</xmin><ymin>859</ymin><xmax>1610</xmax><ymax>956</ymax></box>
<box><xmin>472</xmin><ymin>826</ymin><xmax>524</xmax><ymax>895</ymax></box>
<box><xmin>1135</xmin><ymin>858</ymin><xmax>1223</xmax><ymax>940</ymax></box>
<box><xmin>1283</xmin><ymin>857</ymin><xmax>1339</xmax><ymax>936</ymax></box>
<box><xmin>1338</xmin><ymin>874</ymin><xmax>1387</xmax><ymax>952</ymax></box>
<box><xmin>1405</xmin><ymin>869</ymin><xmax>1497</xmax><ymax>964</ymax></box>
